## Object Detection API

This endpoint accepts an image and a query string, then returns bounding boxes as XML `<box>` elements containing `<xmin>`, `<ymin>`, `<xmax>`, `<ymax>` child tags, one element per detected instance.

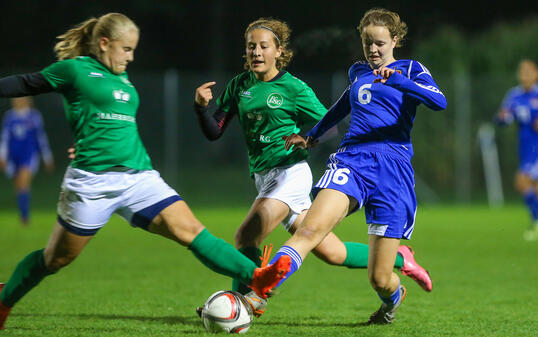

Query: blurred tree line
<box><xmin>411</xmin><ymin>17</ymin><xmax>538</xmax><ymax>202</ymax></box>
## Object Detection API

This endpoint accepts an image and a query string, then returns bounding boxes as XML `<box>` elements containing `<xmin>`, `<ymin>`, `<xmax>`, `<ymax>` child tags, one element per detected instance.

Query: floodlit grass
<box><xmin>1</xmin><ymin>204</ymin><xmax>537</xmax><ymax>336</ymax></box>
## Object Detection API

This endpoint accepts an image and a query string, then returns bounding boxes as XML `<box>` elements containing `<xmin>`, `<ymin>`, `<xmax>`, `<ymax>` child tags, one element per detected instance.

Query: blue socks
<box><xmin>16</xmin><ymin>190</ymin><xmax>30</xmax><ymax>222</ymax></box>
<box><xmin>269</xmin><ymin>246</ymin><xmax>302</xmax><ymax>289</ymax></box>
<box><xmin>378</xmin><ymin>282</ymin><xmax>401</xmax><ymax>307</ymax></box>
<box><xmin>523</xmin><ymin>190</ymin><xmax>538</xmax><ymax>221</ymax></box>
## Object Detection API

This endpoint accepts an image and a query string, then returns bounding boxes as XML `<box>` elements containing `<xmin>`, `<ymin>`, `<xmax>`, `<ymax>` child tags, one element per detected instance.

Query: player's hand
<box><xmin>373</xmin><ymin>67</ymin><xmax>395</xmax><ymax>83</ymax></box>
<box><xmin>497</xmin><ymin>109</ymin><xmax>511</xmax><ymax>122</ymax></box>
<box><xmin>282</xmin><ymin>134</ymin><xmax>306</xmax><ymax>150</ymax></box>
<box><xmin>45</xmin><ymin>161</ymin><xmax>55</xmax><ymax>173</ymax></box>
<box><xmin>533</xmin><ymin>118</ymin><xmax>538</xmax><ymax>132</ymax></box>
<box><xmin>195</xmin><ymin>81</ymin><xmax>216</xmax><ymax>107</ymax></box>
<box><xmin>0</xmin><ymin>159</ymin><xmax>5</xmax><ymax>171</ymax></box>
<box><xmin>67</xmin><ymin>146</ymin><xmax>75</xmax><ymax>160</ymax></box>
<box><xmin>282</xmin><ymin>134</ymin><xmax>318</xmax><ymax>150</ymax></box>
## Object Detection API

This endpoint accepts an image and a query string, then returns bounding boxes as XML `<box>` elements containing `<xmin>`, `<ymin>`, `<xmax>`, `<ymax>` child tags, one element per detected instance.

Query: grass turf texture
<box><xmin>0</xmin><ymin>205</ymin><xmax>537</xmax><ymax>336</ymax></box>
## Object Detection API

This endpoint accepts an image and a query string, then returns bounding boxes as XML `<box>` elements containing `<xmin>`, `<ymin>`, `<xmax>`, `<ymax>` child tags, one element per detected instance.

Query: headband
<box><xmin>250</xmin><ymin>24</ymin><xmax>281</xmax><ymax>45</ymax></box>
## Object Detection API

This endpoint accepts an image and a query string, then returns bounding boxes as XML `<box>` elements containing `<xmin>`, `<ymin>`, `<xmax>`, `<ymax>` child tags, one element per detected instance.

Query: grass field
<box><xmin>1</xmin><ymin>204</ymin><xmax>538</xmax><ymax>336</ymax></box>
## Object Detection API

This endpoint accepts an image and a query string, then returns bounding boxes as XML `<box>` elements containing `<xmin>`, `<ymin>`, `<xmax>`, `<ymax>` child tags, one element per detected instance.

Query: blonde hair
<box><xmin>357</xmin><ymin>8</ymin><xmax>408</xmax><ymax>48</ymax></box>
<box><xmin>53</xmin><ymin>13</ymin><xmax>138</xmax><ymax>60</ymax></box>
<box><xmin>244</xmin><ymin>18</ymin><xmax>293</xmax><ymax>70</ymax></box>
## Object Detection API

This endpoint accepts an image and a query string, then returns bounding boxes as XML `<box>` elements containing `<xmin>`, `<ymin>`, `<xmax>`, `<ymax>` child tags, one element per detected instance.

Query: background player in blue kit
<box><xmin>269</xmin><ymin>8</ymin><xmax>447</xmax><ymax>324</ymax></box>
<box><xmin>0</xmin><ymin>96</ymin><xmax>54</xmax><ymax>225</ymax></box>
<box><xmin>496</xmin><ymin>59</ymin><xmax>538</xmax><ymax>241</ymax></box>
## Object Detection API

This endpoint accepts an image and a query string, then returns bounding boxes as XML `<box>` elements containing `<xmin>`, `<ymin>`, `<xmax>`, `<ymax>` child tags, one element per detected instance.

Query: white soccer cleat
<box><xmin>244</xmin><ymin>290</ymin><xmax>268</xmax><ymax>318</ymax></box>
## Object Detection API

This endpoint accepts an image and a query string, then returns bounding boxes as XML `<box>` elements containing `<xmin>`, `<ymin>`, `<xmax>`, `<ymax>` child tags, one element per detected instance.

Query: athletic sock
<box><xmin>268</xmin><ymin>246</ymin><xmax>302</xmax><ymax>289</ymax></box>
<box><xmin>16</xmin><ymin>190</ymin><xmax>30</xmax><ymax>223</ymax></box>
<box><xmin>341</xmin><ymin>242</ymin><xmax>404</xmax><ymax>269</ymax></box>
<box><xmin>232</xmin><ymin>247</ymin><xmax>261</xmax><ymax>294</ymax></box>
<box><xmin>189</xmin><ymin>229</ymin><xmax>257</xmax><ymax>285</ymax></box>
<box><xmin>531</xmin><ymin>193</ymin><xmax>538</xmax><ymax>222</ymax></box>
<box><xmin>378</xmin><ymin>281</ymin><xmax>401</xmax><ymax>307</ymax></box>
<box><xmin>523</xmin><ymin>190</ymin><xmax>538</xmax><ymax>221</ymax></box>
<box><xmin>342</xmin><ymin>242</ymin><xmax>369</xmax><ymax>268</ymax></box>
<box><xmin>0</xmin><ymin>249</ymin><xmax>53</xmax><ymax>307</ymax></box>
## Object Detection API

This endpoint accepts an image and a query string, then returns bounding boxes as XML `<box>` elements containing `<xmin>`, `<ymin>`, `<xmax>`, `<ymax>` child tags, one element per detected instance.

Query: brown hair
<box><xmin>243</xmin><ymin>18</ymin><xmax>293</xmax><ymax>70</ymax></box>
<box><xmin>357</xmin><ymin>8</ymin><xmax>408</xmax><ymax>48</ymax></box>
<box><xmin>53</xmin><ymin>13</ymin><xmax>138</xmax><ymax>60</ymax></box>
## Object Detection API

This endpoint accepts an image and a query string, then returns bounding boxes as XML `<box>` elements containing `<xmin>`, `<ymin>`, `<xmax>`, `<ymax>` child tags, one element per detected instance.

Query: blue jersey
<box><xmin>307</xmin><ymin>60</ymin><xmax>446</xmax><ymax>158</ymax></box>
<box><xmin>309</xmin><ymin>60</ymin><xmax>446</xmax><ymax>239</ymax></box>
<box><xmin>0</xmin><ymin>108</ymin><xmax>53</xmax><ymax>168</ymax></box>
<box><xmin>497</xmin><ymin>84</ymin><xmax>538</xmax><ymax>166</ymax></box>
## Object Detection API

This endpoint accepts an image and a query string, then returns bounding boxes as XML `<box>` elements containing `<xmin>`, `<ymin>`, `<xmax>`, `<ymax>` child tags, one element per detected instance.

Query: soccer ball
<box><xmin>201</xmin><ymin>290</ymin><xmax>253</xmax><ymax>334</ymax></box>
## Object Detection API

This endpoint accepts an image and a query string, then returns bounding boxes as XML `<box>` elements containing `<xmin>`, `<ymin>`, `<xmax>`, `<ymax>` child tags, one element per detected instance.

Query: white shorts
<box><xmin>254</xmin><ymin>160</ymin><xmax>312</xmax><ymax>230</ymax></box>
<box><xmin>57</xmin><ymin>166</ymin><xmax>181</xmax><ymax>235</ymax></box>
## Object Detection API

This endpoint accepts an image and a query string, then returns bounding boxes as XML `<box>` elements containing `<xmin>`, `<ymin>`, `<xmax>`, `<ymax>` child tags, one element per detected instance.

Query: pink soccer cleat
<box><xmin>398</xmin><ymin>245</ymin><xmax>433</xmax><ymax>292</ymax></box>
<box><xmin>0</xmin><ymin>283</ymin><xmax>12</xmax><ymax>330</ymax></box>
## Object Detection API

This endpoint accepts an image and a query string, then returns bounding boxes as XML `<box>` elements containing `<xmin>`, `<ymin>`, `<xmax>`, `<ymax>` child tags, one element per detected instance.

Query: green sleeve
<box><xmin>295</xmin><ymin>85</ymin><xmax>327</xmax><ymax>126</ymax></box>
<box><xmin>40</xmin><ymin>59</ymin><xmax>77</xmax><ymax>92</ymax></box>
<box><xmin>216</xmin><ymin>76</ymin><xmax>239</xmax><ymax>114</ymax></box>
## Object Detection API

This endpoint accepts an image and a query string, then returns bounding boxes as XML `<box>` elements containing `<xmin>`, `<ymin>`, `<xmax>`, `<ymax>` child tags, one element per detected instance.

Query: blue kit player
<box><xmin>269</xmin><ymin>8</ymin><xmax>447</xmax><ymax>324</ymax></box>
<box><xmin>0</xmin><ymin>96</ymin><xmax>54</xmax><ymax>225</ymax></box>
<box><xmin>496</xmin><ymin>59</ymin><xmax>538</xmax><ymax>241</ymax></box>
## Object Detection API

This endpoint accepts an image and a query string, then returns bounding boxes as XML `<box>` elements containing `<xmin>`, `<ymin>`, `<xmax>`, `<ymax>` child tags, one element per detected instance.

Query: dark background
<box><xmin>1</xmin><ymin>0</ymin><xmax>537</xmax><ymax>73</ymax></box>
<box><xmin>0</xmin><ymin>0</ymin><xmax>537</xmax><ymax>208</ymax></box>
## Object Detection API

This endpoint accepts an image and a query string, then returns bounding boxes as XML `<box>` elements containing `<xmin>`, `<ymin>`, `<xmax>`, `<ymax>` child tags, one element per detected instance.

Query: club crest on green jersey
<box><xmin>113</xmin><ymin>89</ymin><xmax>131</xmax><ymax>103</ymax></box>
<box><xmin>267</xmin><ymin>93</ymin><xmax>283</xmax><ymax>109</ymax></box>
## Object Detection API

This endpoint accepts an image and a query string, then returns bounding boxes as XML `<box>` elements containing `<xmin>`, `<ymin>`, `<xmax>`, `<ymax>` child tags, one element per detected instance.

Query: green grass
<box><xmin>1</xmin><ymin>204</ymin><xmax>538</xmax><ymax>336</ymax></box>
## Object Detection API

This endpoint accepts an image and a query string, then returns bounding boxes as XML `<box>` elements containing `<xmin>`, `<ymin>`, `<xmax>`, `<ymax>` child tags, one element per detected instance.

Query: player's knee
<box><xmin>234</xmin><ymin>217</ymin><xmax>264</xmax><ymax>247</ymax></box>
<box><xmin>369</xmin><ymin>273</ymin><xmax>392</xmax><ymax>292</ymax></box>
<box><xmin>295</xmin><ymin>224</ymin><xmax>325</xmax><ymax>243</ymax></box>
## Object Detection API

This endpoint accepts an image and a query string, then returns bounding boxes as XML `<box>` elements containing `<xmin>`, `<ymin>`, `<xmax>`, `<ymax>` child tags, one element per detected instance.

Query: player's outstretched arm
<box><xmin>0</xmin><ymin>73</ymin><xmax>53</xmax><ymax>97</ymax></box>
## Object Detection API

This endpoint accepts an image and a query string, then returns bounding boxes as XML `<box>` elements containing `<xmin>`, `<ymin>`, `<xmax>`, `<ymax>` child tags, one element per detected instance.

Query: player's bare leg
<box><xmin>148</xmin><ymin>200</ymin><xmax>205</xmax><ymax>246</ymax></box>
<box><xmin>367</xmin><ymin>235</ymin><xmax>406</xmax><ymax>324</ymax></box>
<box><xmin>235</xmin><ymin>198</ymin><xmax>289</xmax><ymax>248</ymax></box>
<box><xmin>233</xmin><ymin>198</ymin><xmax>289</xmax><ymax>316</ymax></box>
<box><xmin>285</xmin><ymin>189</ymin><xmax>354</xmax><ymax>259</ymax></box>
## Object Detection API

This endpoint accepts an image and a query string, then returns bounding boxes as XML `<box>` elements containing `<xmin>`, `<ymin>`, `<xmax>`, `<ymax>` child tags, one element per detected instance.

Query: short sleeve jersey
<box><xmin>41</xmin><ymin>56</ymin><xmax>152</xmax><ymax>171</ymax></box>
<box><xmin>217</xmin><ymin>71</ymin><xmax>326</xmax><ymax>174</ymax></box>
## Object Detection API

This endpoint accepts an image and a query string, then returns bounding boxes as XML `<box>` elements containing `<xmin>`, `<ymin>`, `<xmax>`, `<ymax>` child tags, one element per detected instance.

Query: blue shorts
<box><xmin>312</xmin><ymin>144</ymin><xmax>417</xmax><ymax>239</ymax></box>
<box><xmin>519</xmin><ymin>160</ymin><xmax>538</xmax><ymax>180</ymax></box>
<box><xmin>5</xmin><ymin>152</ymin><xmax>39</xmax><ymax>178</ymax></box>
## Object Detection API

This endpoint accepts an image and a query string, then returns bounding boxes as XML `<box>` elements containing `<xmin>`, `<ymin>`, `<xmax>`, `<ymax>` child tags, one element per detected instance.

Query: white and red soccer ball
<box><xmin>201</xmin><ymin>290</ymin><xmax>253</xmax><ymax>334</ymax></box>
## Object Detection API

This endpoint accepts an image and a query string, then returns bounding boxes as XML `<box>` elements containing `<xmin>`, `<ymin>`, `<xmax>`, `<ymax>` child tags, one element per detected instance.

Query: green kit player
<box><xmin>0</xmin><ymin>13</ymin><xmax>290</xmax><ymax>330</ymax></box>
<box><xmin>194</xmin><ymin>17</ymin><xmax>432</xmax><ymax>318</ymax></box>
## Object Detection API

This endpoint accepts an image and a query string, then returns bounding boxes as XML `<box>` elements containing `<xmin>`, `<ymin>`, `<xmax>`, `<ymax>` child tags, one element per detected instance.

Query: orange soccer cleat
<box><xmin>249</xmin><ymin>255</ymin><xmax>290</xmax><ymax>299</ymax></box>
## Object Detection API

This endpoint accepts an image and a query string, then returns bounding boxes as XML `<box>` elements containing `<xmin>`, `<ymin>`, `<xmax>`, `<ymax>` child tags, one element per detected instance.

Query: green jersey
<box><xmin>41</xmin><ymin>56</ymin><xmax>152</xmax><ymax>171</ymax></box>
<box><xmin>217</xmin><ymin>71</ymin><xmax>327</xmax><ymax>174</ymax></box>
